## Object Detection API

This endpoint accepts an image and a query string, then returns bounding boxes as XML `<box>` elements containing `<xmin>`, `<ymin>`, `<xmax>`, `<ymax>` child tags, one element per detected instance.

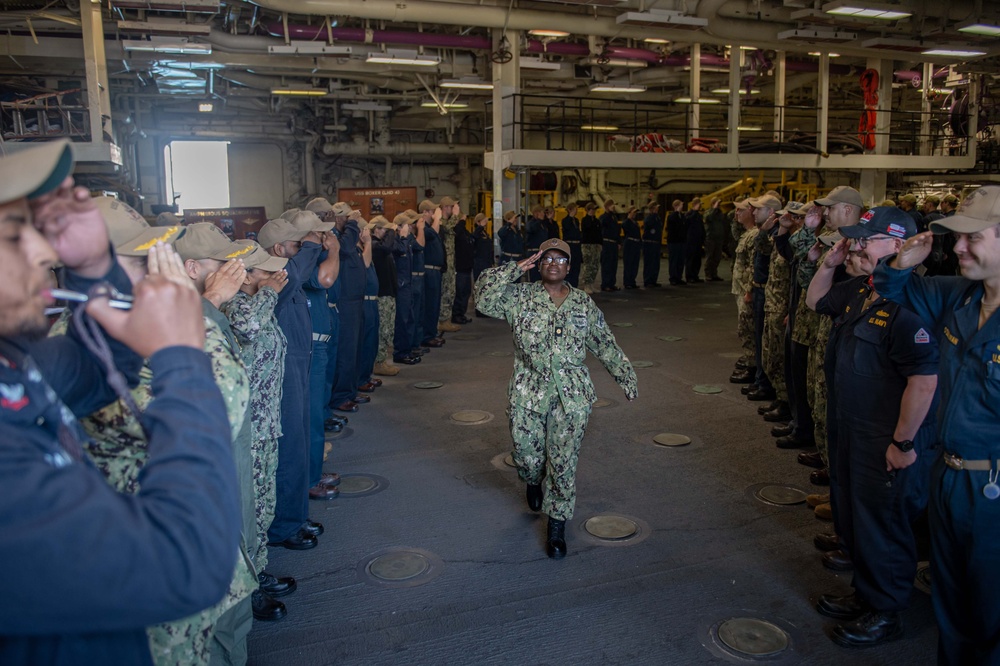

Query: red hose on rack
<box><xmin>858</xmin><ymin>68</ymin><xmax>879</xmax><ymax>151</ymax></box>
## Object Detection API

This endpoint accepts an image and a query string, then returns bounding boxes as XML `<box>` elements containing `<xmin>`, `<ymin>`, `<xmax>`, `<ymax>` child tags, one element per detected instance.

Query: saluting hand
<box><xmin>323</xmin><ymin>231</ymin><xmax>341</xmax><ymax>254</ymax></box>
<box><xmin>517</xmin><ymin>249</ymin><xmax>544</xmax><ymax>273</ymax></box>
<box><xmin>892</xmin><ymin>231</ymin><xmax>934</xmax><ymax>270</ymax></box>
<box><xmin>259</xmin><ymin>269</ymin><xmax>289</xmax><ymax>294</ymax></box>
<box><xmin>824</xmin><ymin>238</ymin><xmax>850</xmax><ymax>267</ymax></box>
<box><xmin>30</xmin><ymin>178</ymin><xmax>112</xmax><ymax>278</ymax></box>
<box><xmin>807</xmin><ymin>240</ymin><xmax>825</xmax><ymax>263</ymax></box>
<box><xmin>147</xmin><ymin>242</ymin><xmax>197</xmax><ymax>291</ymax></box>
<box><xmin>203</xmin><ymin>258</ymin><xmax>246</xmax><ymax>308</ymax></box>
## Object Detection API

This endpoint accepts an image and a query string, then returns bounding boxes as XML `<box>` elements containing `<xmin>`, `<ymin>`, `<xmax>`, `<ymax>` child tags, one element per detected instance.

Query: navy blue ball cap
<box><xmin>839</xmin><ymin>206</ymin><xmax>917</xmax><ymax>240</ymax></box>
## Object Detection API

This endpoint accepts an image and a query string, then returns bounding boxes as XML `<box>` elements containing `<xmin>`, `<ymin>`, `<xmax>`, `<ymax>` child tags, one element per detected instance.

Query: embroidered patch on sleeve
<box><xmin>914</xmin><ymin>328</ymin><xmax>930</xmax><ymax>344</ymax></box>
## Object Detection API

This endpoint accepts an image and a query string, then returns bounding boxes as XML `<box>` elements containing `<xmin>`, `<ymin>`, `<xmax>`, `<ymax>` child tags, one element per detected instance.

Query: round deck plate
<box><xmin>657</xmin><ymin>335</ymin><xmax>683</xmax><ymax>342</ymax></box>
<box><xmin>450</xmin><ymin>410</ymin><xmax>494</xmax><ymax>425</ymax></box>
<box><xmin>369</xmin><ymin>551</ymin><xmax>429</xmax><ymax>581</ymax></box>
<box><xmin>693</xmin><ymin>385</ymin><xmax>723</xmax><ymax>394</ymax></box>
<box><xmin>717</xmin><ymin>618</ymin><xmax>789</xmax><ymax>657</ymax></box>
<box><xmin>504</xmin><ymin>453</ymin><xmax>515</xmax><ymax>467</ymax></box>
<box><xmin>593</xmin><ymin>397</ymin><xmax>615</xmax><ymax>408</ymax></box>
<box><xmin>755</xmin><ymin>485</ymin><xmax>808</xmax><ymax>506</ymax></box>
<box><xmin>613</xmin><ymin>322</ymin><xmax>634</xmax><ymax>328</ymax></box>
<box><xmin>653</xmin><ymin>433</ymin><xmax>691</xmax><ymax>447</ymax></box>
<box><xmin>632</xmin><ymin>360</ymin><xmax>654</xmax><ymax>369</ymax></box>
<box><xmin>413</xmin><ymin>381</ymin><xmax>444</xmax><ymax>389</ymax></box>
<box><xmin>584</xmin><ymin>515</ymin><xmax>639</xmax><ymax>540</ymax></box>
<box><xmin>338</xmin><ymin>474</ymin><xmax>384</xmax><ymax>496</ymax></box>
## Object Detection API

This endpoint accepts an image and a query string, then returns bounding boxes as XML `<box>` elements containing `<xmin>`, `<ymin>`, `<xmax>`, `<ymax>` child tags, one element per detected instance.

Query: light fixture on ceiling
<box><xmin>440</xmin><ymin>78</ymin><xmax>494</xmax><ymax>90</ymax></box>
<box><xmin>921</xmin><ymin>47</ymin><xmax>988</xmax><ymax>58</ymax></box>
<box><xmin>673</xmin><ymin>97</ymin><xmax>722</xmax><ymax>104</ymax></box>
<box><xmin>808</xmin><ymin>51</ymin><xmax>842</xmax><ymax>57</ymax></box>
<box><xmin>519</xmin><ymin>56</ymin><xmax>563</xmax><ymax>71</ymax></box>
<box><xmin>777</xmin><ymin>28</ymin><xmax>858</xmax><ymax>42</ymax></box>
<box><xmin>681</xmin><ymin>65</ymin><xmax>731</xmax><ymax>73</ymax></box>
<box><xmin>270</xmin><ymin>87</ymin><xmax>328</xmax><ymax>96</ymax></box>
<box><xmin>710</xmin><ymin>88</ymin><xmax>762</xmax><ymax>95</ymax></box>
<box><xmin>110</xmin><ymin>0</ymin><xmax>218</xmax><ymax>12</ymax></box>
<box><xmin>581</xmin><ymin>125</ymin><xmax>619</xmax><ymax>131</ymax></box>
<box><xmin>822</xmin><ymin>1</ymin><xmax>912</xmax><ymax>20</ymax></box>
<box><xmin>269</xmin><ymin>42</ymin><xmax>352</xmax><ymax>56</ymax></box>
<box><xmin>366</xmin><ymin>49</ymin><xmax>441</xmax><ymax>66</ymax></box>
<box><xmin>956</xmin><ymin>18</ymin><xmax>1000</xmax><ymax>37</ymax></box>
<box><xmin>198</xmin><ymin>102</ymin><xmax>213</xmax><ymax>112</ymax></box>
<box><xmin>116</xmin><ymin>19</ymin><xmax>211</xmax><ymax>35</ymax></box>
<box><xmin>729</xmin><ymin>125</ymin><xmax>763</xmax><ymax>131</ymax></box>
<box><xmin>528</xmin><ymin>29</ymin><xmax>570</xmax><ymax>38</ymax></box>
<box><xmin>589</xmin><ymin>82</ymin><xmax>647</xmax><ymax>93</ymax></box>
<box><xmin>616</xmin><ymin>9</ymin><xmax>708</xmax><ymax>29</ymax></box>
<box><xmin>342</xmin><ymin>102</ymin><xmax>393</xmax><ymax>111</ymax></box>
<box><xmin>584</xmin><ymin>57</ymin><xmax>648</xmax><ymax>68</ymax></box>
<box><xmin>860</xmin><ymin>36</ymin><xmax>926</xmax><ymax>52</ymax></box>
<box><xmin>420</xmin><ymin>101</ymin><xmax>469</xmax><ymax>108</ymax></box>
<box><xmin>643</xmin><ymin>37</ymin><xmax>671</xmax><ymax>45</ymax></box>
<box><xmin>122</xmin><ymin>38</ymin><xmax>212</xmax><ymax>55</ymax></box>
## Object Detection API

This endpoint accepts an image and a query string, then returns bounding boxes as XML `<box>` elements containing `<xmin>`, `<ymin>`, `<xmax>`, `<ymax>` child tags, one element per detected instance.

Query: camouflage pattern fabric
<box><xmin>732</xmin><ymin>228</ymin><xmax>759</xmax><ymax>360</ymax></box>
<box><xmin>792</xmin><ymin>297</ymin><xmax>820</xmax><ymax>346</ymax></box>
<box><xmin>581</xmin><ymin>244</ymin><xmax>601</xmax><ymax>289</ymax></box>
<box><xmin>736</xmin><ymin>295</ymin><xmax>756</xmax><ymax>361</ymax></box>
<box><xmin>762</xmin><ymin>312</ymin><xmax>787</xmax><ymax>401</ymax></box>
<box><xmin>376</xmin><ymin>296</ymin><xmax>396</xmax><ymax>363</ymax></box>
<box><xmin>438</xmin><ymin>215</ymin><xmax>461</xmax><ymax>322</ymax></box>
<box><xmin>810</xmin><ymin>315</ymin><xmax>833</xmax><ymax>466</ymax></box>
<box><xmin>51</xmin><ymin>311</ymin><xmax>255</xmax><ymax>666</ymax></box>
<box><xmin>508</xmin><ymin>394</ymin><xmax>590</xmax><ymax>521</ymax></box>
<box><xmin>475</xmin><ymin>261</ymin><xmax>637</xmax><ymax>521</ymax></box>
<box><xmin>222</xmin><ymin>287</ymin><xmax>286</xmax><ymax>572</ymax></box>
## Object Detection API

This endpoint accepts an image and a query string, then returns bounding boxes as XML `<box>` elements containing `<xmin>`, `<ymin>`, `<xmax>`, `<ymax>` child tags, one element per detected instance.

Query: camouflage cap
<box><xmin>931</xmin><ymin>185</ymin><xmax>1000</xmax><ymax>235</ymax></box>
<box><xmin>776</xmin><ymin>201</ymin><xmax>806</xmax><ymax>216</ymax></box>
<box><xmin>230</xmin><ymin>239</ymin><xmax>287</xmax><ymax>271</ymax></box>
<box><xmin>173</xmin><ymin>222</ymin><xmax>245</xmax><ymax>262</ymax></box>
<box><xmin>0</xmin><ymin>139</ymin><xmax>73</xmax><ymax>205</ymax></box>
<box><xmin>94</xmin><ymin>196</ymin><xmax>184</xmax><ymax>257</ymax></box>
<box><xmin>539</xmin><ymin>237</ymin><xmax>572</xmax><ymax>259</ymax></box>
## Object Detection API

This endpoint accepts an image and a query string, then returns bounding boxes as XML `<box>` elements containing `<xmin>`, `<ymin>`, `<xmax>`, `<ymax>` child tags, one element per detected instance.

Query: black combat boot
<box><xmin>526</xmin><ymin>483</ymin><xmax>542</xmax><ymax>512</ymax></box>
<box><xmin>546</xmin><ymin>517</ymin><xmax>566</xmax><ymax>559</ymax></box>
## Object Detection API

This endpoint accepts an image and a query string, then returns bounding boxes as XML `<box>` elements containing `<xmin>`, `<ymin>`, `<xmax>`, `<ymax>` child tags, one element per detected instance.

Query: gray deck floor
<box><xmin>248</xmin><ymin>266</ymin><xmax>937</xmax><ymax>666</ymax></box>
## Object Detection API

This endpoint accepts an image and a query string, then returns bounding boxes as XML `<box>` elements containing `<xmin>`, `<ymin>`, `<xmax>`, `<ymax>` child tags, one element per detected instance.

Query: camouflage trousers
<box><xmin>508</xmin><ymin>398</ymin><xmax>591</xmax><ymax>522</ymax></box>
<box><xmin>252</xmin><ymin>436</ymin><xmax>278</xmax><ymax>571</ymax></box>
<box><xmin>762</xmin><ymin>311</ymin><xmax>787</xmax><ymax>401</ymax></box>
<box><xmin>147</xmin><ymin>549</ymin><xmax>256</xmax><ymax>666</ymax></box>
<box><xmin>439</xmin><ymin>267</ymin><xmax>456</xmax><ymax>322</ymax></box>
<box><xmin>736</xmin><ymin>295</ymin><xmax>756</xmax><ymax>362</ymax></box>
<box><xmin>581</xmin><ymin>244</ymin><xmax>601</xmax><ymax>289</ymax></box>
<box><xmin>808</xmin><ymin>319</ymin><xmax>833</xmax><ymax>465</ymax></box>
<box><xmin>377</xmin><ymin>296</ymin><xmax>395</xmax><ymax>363</ymax></box>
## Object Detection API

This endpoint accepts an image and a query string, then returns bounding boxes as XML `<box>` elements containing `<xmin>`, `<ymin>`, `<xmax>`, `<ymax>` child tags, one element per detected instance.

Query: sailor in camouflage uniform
<box><xmin>760</xmin><ymin>204</ymin><xmax>795</xmax><ymax>423</ymax></box>
<box><xmin>437</xmin><ymin>195</ymin><xmax>463</xmax><ymax>332</ymax></box>
<box><xmin>730</xmin><ymin>199</ymin><xmax>759</xmax><ymax>382</ymax></box>
<box><xmin>221</xmin><ymin>240</ymin><xmax>299</xmax><ymax>621</ymax></box>
<box><xmin>475</xmin><ymin>238</ymin><xmax>637</xmax><ymax>559</ymax></box>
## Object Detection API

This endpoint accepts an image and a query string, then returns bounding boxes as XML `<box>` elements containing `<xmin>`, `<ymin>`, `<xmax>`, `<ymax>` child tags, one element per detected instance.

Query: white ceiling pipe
<box><xmin>322</xmin><ymin>141</ymin><xmax>482</xmax><ymax>156</ymax></box>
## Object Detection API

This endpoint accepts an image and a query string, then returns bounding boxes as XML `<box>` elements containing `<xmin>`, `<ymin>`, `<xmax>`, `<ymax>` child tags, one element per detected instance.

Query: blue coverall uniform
<box><xmin>621</xmin><ymin>215</ymin><xmax>641</xmax><ymax>288</ymax></box>
<box><xmin>357</xmin><ymin>263</ymin><xmax>380</xmax><ymax>386</ymax></box>
<box><xmin>561</xmin><ymin>215</ymin><xmax>583</xmax><ymax>287</ymax></box>
<box><xmin>642</xmin><ymin>212</ymin><xmax>663</xmax><ymax>287</ymax></box>
<box><xmin>875</xmin><ymin>259</ymin><xmax>1000</xmax><ymax>665</ymax></box>
<box><xmin>422</xmin><ymin>224</ymin><xmax>445</xmax><ymax>343</ymax></box>
<box><xmin>331</xmin><ymin>220</ymin><xmax>365</xmax><ymax>407</ymax></box>
<box><xmin>392</xmin><ymin>234</ymin><xmax>415</xmax><ymax>361</ymax></box>
<box><xmin>600</xmin><ymin>211</ymin><xmax>621</xmax><ymax>290</ymax></box>
<box><xmin>498</xmin><ymin>224</ymin><xmax>524</xmax><ymax>265</ymax></box>
<box><xmin>304</xmin><ymin>268</ymin><xmax>333</xmax><ymax>487</ymax></box>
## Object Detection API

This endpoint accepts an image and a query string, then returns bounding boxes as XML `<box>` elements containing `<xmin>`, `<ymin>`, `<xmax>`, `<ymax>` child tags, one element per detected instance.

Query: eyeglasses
<box><xmin>853</xmin><ymin>235</ymin><xmax>893</xmax><ymax>249</ymax></box>
<box><xmin>539</xmin><ymin>256</ymin><xmax>569</xmax><ymax>265</ymax></box>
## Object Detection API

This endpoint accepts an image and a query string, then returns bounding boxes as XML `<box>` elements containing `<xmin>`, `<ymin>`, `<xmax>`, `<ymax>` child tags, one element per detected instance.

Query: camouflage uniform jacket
<box><xmin>732</xmin><ymin>227</ymin><xmax>759</xmax><ymax>296</ymax></box>
<box><xmin>789</xmin><ymin>226</ymin><xmax>819</xmax><ymax>290</ymax></box>
<box><xmin>440</xmin><ymin>214</ymin><xmax>462</xmax><ymax>272</ymax></box>
<box><xmin>764</xmin><ymin>230</ymin><xmax>791</xmax><ymax>315</ymax></box>
<box><xmin>222</xmin><ymin>288</ymin><xmax>286</xmax><ymax>442</ymax></box>
<box><xmin>474</xmin><ymin>261</ymin><xmax>638</xmax><ymax>413</ymax></box>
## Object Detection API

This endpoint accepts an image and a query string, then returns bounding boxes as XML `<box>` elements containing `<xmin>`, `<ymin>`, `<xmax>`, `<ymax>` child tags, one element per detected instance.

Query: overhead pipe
<box><xmin>894</xmin><ymin>68</ymin><xmax>950</xmax><ymax>85</ymax></box>
<box><xmin>322</xmin><ymin>141</ymin><xmax>482</xmax><ymax>156</ymax></box>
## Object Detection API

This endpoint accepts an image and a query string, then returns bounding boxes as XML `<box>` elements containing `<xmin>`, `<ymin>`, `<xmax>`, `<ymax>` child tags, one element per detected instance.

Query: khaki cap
<box><xmin>539</xmin><ymin>237</ymin><xmax>572</xmax><ymax>259</ymax></box>
<box><xmin>503</xmin><ymin>210</ymin><xmax>519</xmax><ymax>222</ymax></box>
<box><xmin>392</xmin><ymin>213</ymin><xmax>412</xmax><ymax>226</ymax></box>
<box><xmin>473</xmin><ymin>213</ymin><xmax>487</xmax><ymax>224</ymax></box>
<box><xmin>305</xmin><ymin>198</ymin><xmax>333</xmax><ymax>214</ymax></box>
<box><xmin>776</xmin><ymin>201</ymin><xmax>806</xmax><ymax>216</ymax></box>
<box><xmin>418</xmin><ymin>199</ymin><xmax>437</xmax><ymax>213</ymax></box>
<box><xmin>880</xmin><ymin>199</ymin><xmax>897</xmax><ymax>207</ymax></box>
<box><xmin>439</xmin><ymin>195</ymin><xmax>458</xmax><ymax>206</ymax></box>
<box><xmin>370</xmin><ymin>215</ymin><xmax>396</xmax><ymax>230</ymax></box>
<box><xmin>924</xmin><ymin>195</ymin><xmax>940</xmax><ymax>205</ymax></box>
<box><xmin>530</xmin><ymin>204</ymin><xmax>543</xmax><ymax>215</ymax></box>
<box><xmin>331</xmin><ymin>201</ymin><xmax>356</xmax><ymax>217</ymax></box>
<box><xmin>603</xmin><ymin>198</ymin><xmax>616</xmax><ymax>209</ymax></box>
<box><xmin>94</xmin><ymin>196</ymin><xmax>184</xmax><ymax>257</ymax></box>
<box><xmin>231</xmin><ymin>239</ymin><xmax>287</xmax><ymax>272</ymax></box>
<box><xmin>154</xmin><ymin>211</ymin><xmax>183</xmax><ymax>227</ymax></box>
<box><xmin>173</xmin><ymin>222</ymin><xmax>245</xmax><ymax>262</ymax></box>
<box><xmin>0</xmin><ymin>139</ymin><xmax>74</xmax><ymax>205</ymax></box>
<box><xmin>817</xmin><ymin>230</ymin><xmax>843</xmax><ymax>247</ymax></box>
<box><xmin>403</xmin><ymin>209</ymin><xmax>420</xmax><ymax>220</ymax></box>
<box><xmin>258</xmin><ymin>210</ymin><xmax>333</xmax><ymax>249</ymax></box>
<box><xmin>931</xmin><ymin>185</ymin><xmax>1000</xmax><ymax>235</ymax></box>
<box><xmin>734</xmin><ymin>198</ymin><xmax>751</xmax><ymax>210</ymax></box>
<box><xmin>815</xmin><ymin>185</ymin><xmax>863</xmax><ymax>208</ymax></box>
<box><xmin>279</xmin><ymin>208</ymin><xmax>301</xmax><ymax>221</ymax></box>
<box><xmin>749</xmin><ymin>194</ymin><xmax>782</xmax><ymax>211</ymax></box>
<box><xmin>900</xmin><ymin>194</ymin><xmax>918</xmax><ymax>204</ymax></box>
<box><xmin>942</xmin><ymin>194</ymin><xmax>959</xmax><ymax>206</ymax></box>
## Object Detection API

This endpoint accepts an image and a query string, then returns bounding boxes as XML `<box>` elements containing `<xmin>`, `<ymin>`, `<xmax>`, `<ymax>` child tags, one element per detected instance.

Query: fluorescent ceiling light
<box><xmin>584</xmin><ymin>57</ymin><xmax>648</xmax><ymax>68</ymax></box>
<box><xmin>440</xmin><ymin>78</ymin><xmax>494</xmax><ymax>90</ymax></box>
<box><xmin>822</xmin><ymin>1</ymin><xmax>911</xmax><ymax>20</ymax></box>
<box><xmin>589</xmin><ymin>83</ymin><xmax>647</xmax><ymax>93</ymax></box>
<box><xmin>710</xmin><ymin>88</ymin><xmax>761</xmax><ymax>95</ymax></box>
<box><xmin>366</xmin><ymin>50</ymin><xmax>440</xmax><ymax>66</ymax></box>
<box><xmin>922</xmin><ymin>47</ymin><xmax>988</xmax><ymax>57</ymax></box>
<box><xmin>270</xmin><ymin>87</ymin><xmax>327</xmax><ymax>96</ymax></box>
<box><xmin>420</xmin><ymin>101</ymin><xmax>469</xmax><ymax>108</ymax></box>
<box><xmin>519</xmin><ymin>56</ymin><xmax>562</xmax><ymax>71</ymax></box>
<box><xmin>342</xmin><ymin>102</ymin><xmax>392</xmax><ymax>111</ymax></box>
<box><xmin>736</xmin><ymin>126</ymin><xmax>763</xmax><ymax>131</ymax></box>
<box><xmin>581</xmin><ymin>125</ymin><xmax>619</xmax><ymax>131</ymax></box>
<box><xmin>808</xmin><ymin>51</ymin><xmax>841</xmax><ymax>57</ymax></box>
<box><xmin>643</xmin><ymin>37</ymin><xmax>671</xmax><ymax>44</ymax></box>
<box><xmin>957</xmin><ymin>19</ymin><xmax>1000</xmax><ymax>37</ymax></box>
<box><xmin>122</xmin><ymin>39</ymin><xmax>212</xmax><ymax>55</ymax></box>
<box><xmin>616</xmin><ymin>9</ymin><xmax>708</xmax><ymax>29</ymax></box>
<box><xmin>528</xmin><ymin>29</ymin><xmax>570</xmax><ymax>38</ymax></box>
<box><xmin>269</xmin><ymin>43</ymin><xmax>352</xmax><ymax>56</ymax></box>
<box><xmin>198</xmin><ymin>102</ymin><xmax>213</xmax><ymax>112</ymax></box>
<box><xmin>673</xmin><ymin>97</ymin><xmax>721</xmax><ymax>104</ymax></box>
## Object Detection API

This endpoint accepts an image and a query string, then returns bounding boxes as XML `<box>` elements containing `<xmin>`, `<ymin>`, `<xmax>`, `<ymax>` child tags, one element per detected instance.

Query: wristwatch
<box><xmin>891</xmin><ymin>438</ymin><xmax>914</xmax><ymax>453</ymax></box>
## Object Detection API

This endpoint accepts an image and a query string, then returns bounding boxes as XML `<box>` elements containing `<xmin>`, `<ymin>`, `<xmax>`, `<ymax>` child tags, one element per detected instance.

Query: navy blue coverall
<box><xmin>392</xmin><ymin>234</ymin><xmax>416</xmax><ymax>361</ymax></box>
<box><xmin>422</xmin><ymin>224</ymin><xmax>444</xmax><ymax>343</ymax></box>
<box><xmin>642</xmin><ymin>212</ymin><xmax>663</xmax><ymax>287</ymax></box>
<box><xmin>303</xmin><ymin>268</ymin><xmax>332</xmax><ymax>487</ymax></box>
<box><xmin>622</xmin><ymin>214</ymin><xmax>642</xmax><ymax>288</ymax></box>
<box><xmin>600</xmin><ymin>211</ymin><xmax>621</xmax><ymax>290</ymax></box>
<box><xmin>561</xmin><ymin>215</ymin><xmax>583</xmax><ymax>287</ymax></box>
<box><xmin>331</xmin><ymin>220</ymin><xmax>365</xmax><ymax>408</ymax></box>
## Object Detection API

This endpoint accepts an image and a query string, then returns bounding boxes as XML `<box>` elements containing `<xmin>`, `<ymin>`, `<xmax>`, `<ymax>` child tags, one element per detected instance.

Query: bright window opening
<box><xmin>164</xmin><ymin>140</ymin><xmax>230</xmax><ymax>213</ymax></box>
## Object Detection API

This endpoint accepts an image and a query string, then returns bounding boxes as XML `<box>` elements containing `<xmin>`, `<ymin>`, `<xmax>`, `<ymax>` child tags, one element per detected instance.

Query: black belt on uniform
<box><xmin>312</xmin><ymin>333</ymin><xmax>331</xmax><ymax>343</ymax></box>
<box><xmin>943</xmin><ymin>452</ymin><xmax>1000</xmax><ymax>471</ymax></box>
<box><xmin>425</xmin><ymin>265</ymin><xmax>442</xmax><ymax>271</ymax></box>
